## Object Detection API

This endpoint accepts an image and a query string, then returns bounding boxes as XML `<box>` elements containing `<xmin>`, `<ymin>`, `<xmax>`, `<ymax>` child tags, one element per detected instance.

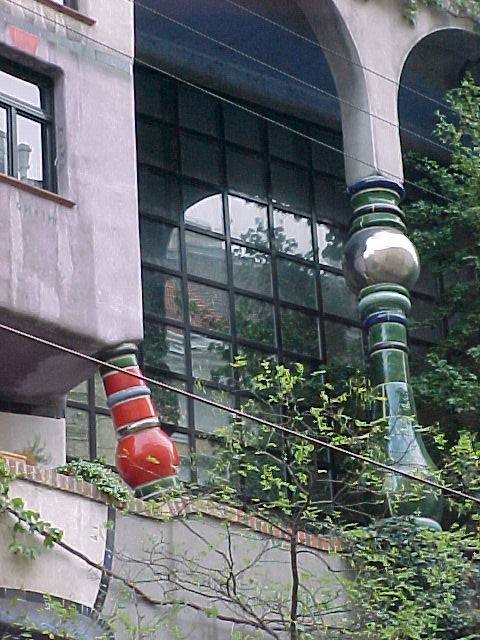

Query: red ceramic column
<box><xmin>99</xmin><ymin>343</ymin><xmax>179</xmax><ymax>499</ymax></box>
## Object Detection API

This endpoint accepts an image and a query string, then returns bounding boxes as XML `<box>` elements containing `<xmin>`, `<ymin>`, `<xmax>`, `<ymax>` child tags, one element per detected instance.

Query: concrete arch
<box><xmin>298</xmin><ymin>0</ymin><xmax>478</xmax><ymax>186</ymax></box>
<box><xmin>398</xmin><ymin>26</ymin><xmax>480</xmax><ymax>158</ymax></box>
<box><xmin>296</xmin><ymin>0</ymin><xmax>374</xmax><ymax>184</ymax></box>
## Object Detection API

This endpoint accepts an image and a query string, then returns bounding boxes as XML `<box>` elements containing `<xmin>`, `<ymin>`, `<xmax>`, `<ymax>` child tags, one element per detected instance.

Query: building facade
<box><xmin>0</xmin><ymin>0</ymin><xmax>478</xmax><ymax>637</ymax></box>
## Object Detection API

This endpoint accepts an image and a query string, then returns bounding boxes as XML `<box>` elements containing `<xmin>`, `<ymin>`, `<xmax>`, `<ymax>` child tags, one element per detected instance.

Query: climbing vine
<box><xmin>370</xmin><ymin>0</ymin><xmax>480</xmax><ymax>26</ymax></box>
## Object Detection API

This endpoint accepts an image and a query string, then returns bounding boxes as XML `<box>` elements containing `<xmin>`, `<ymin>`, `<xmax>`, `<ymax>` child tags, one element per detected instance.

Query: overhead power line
<box><xmin>0</xmin><ymin>321</ymin><xmax>478</xmax><ymax>508</ymax></box>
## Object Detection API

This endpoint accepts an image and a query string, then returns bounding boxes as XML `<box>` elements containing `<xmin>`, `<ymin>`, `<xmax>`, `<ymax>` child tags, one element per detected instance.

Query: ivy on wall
<box><xmin>372</xmin><ymin>0</ymin><xmax>480</xmax><ymax>26</ymax></box>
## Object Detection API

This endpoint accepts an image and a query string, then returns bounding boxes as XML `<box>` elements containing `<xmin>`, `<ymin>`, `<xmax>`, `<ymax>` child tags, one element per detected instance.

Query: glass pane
<box><xmin>17</xmin><ymin>116</ymin><xmax>43</xmax><ymax>187</ymax></box>
<box><xmin>226</xmin><ymin>148</ymin><xmax>267</xmax><ymax>199</ymax></box>
<box><xmin>94</xmin><ymin>374</ymin><xmax>108</xmax><ymax>410</ymax></box>
<box><xmin>140</xmin><ymin>219</ymin><xmax>180</xmax><ymax>270</ymax></box>
<box><xmin>321</xmin><ymin>271</ymin><xmax>358</xmax><ymax>321</ymax></box>
<box><xmin>68</xmin><ymin>380</ymin><xmax>88</xmax><ymax>405</ymax></box>
<box><xmin>0</xmin><ymin>108</ymin><xmax>7</xmax><ymax>175</ymax></box>
<box><xmin>181</xmin><ymin>133</ymin><xmax>221</xmax><ymax>184</ymax></box>
<box><xmin>143</xmin><ymin>321</ymin><xmax>186</xmax><ymax>375</ymax></box>
<box><xmin>179</xmin><ymin>84</ymin><xmax>219</xmax><ymax>136</ymax></box>
<box><xmin>273</xmin><ymin>210</ymin><xmax>313</xmax><ymax>260</ymax></box>
<box><xmin>185</xmin><ymin>231</ymin><xmax>227</xmax><ymax>283</ymax></box>
<box><xmin>191</xmin><ymin>333</ymin><xmax>232</xmax><ymax>385</ymax></box>
<box><xmin>171</xmin><ymin>432</ymin><xmax>192</xmax><ymax>483</ymax></box>
<box><xmin>228</xmin><ymin>196</ymin><xmax>268</xmax><ymax>247</ymax></box>
<box><xmin>137</xmin><ymin>119</ymin><xmax>177</xmax><ymax>171</ymax></box>
<box><xmin>143</xmin><ymin>269</ymin><xmax>183</xmax><ymax>321</ymax></box>
<box><xmin>232</xmin><ymin>245</ymin><xmax>272</xmax><ymax>296</ymax></box>
<box><xmin>280</xmin><ymin>307</ymin><xmax>320</xmax><ymax>357</ymax></box>
<box><xmin>268</xmin><ymin>124</ymin><xmax>309</xmax><ymax>166</ymax></box>
<box><xmin>324</xmin><ymin>321</ymin><xmax>363</xmax><ymax>368</ymax></box>
<box><xmin>314</xmin><ymin>176</ymin><xmax>350</xmax><ymax>226</ymax></box>
<box><xmin>271</xmin><ymin>161</ymin><xmax>310</xmax><ymax>212</ymax></box>
<box><xmin>413</xmin><ymin>268</ymin><xmax>437</xmax><ymax>296</ymax></box>
<box><xmin>95</xmin><ymin>414</ymin><xmax>116</xmax><ymax>466</ymax></box>
<box><xmin>138</xmin><ymin>168</ymin><xmax>180</xmax><ymax>221</ymax></box>
<box><xmin>135</xmin><ymin>69</ymin><xmax>175</xmax><ymax>121</ymax></box>
<box><xmin>235</xmin><ymin>295</ymin><xmax>275</xmax><ymax>346</ymax></box>
<box><xmin>410</xmin><ymin>297</ymin><xmax>442</xmax><ymax>342</ymax></box>
<box><xmin>311</xmin><ymin>129</ymin><xmax>344</xmax><ymax>178</ymax></box>
<box><xmin>277</xmin><ymin>259</ymin><xmax>316</xmax><ymax>309</ymax></box>
<box><xmin>66</xmin><ymin>407</ymin><xmax>89</xmax><ymax>459</ymax></box>
<box><xmin>317</xmin><ymin>224</ymin><xmax>346</xmax><ymax>269</ymax></box>
<box><xmin>196</xmin><ymin>438</ymin><xmax>222</xmax><ymax>486</ymax></box>
<box><xmin>183</xmin><ymin>186</ymin><xmax>223</xmax><ymax>234</ymax></box>
<box><xmin>150</xmin><ymin>376</ymin><xmax>188</xmax><ymax>428</ymax></box>
<box><xmin>188</xmin><ymin>282</ymin><xmax>230</xmax><ymax>333</ymax></box>
<box><xmin>224</xmin><ymin>104</ymin><xmax>263</xmax><ymax>150</ymax></box>
<box><xmin>194</xmin><ymin>388</ymin><xmax>234</xmax><ymax>434</ymax></box>
<box><xmin>0</xmin><ymin>70</ymin><xmax>40</xmax><ymax>107</ymax></box>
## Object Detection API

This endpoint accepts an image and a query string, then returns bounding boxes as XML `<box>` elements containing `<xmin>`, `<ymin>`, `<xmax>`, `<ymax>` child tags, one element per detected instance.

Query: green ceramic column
<box><xmin>343</xmin><ymin>176</ymin><xmax>443</xmax><ymax>530</ymax></box>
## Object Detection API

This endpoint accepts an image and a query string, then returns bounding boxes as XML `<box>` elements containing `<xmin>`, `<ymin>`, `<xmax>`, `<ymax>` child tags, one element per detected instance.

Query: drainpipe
<box><xmin>342</xmin><ymin>176</ymin><xmax>443</xmax><ymax>530</ymax></box>
<box><xmin>99</xmin><ymin>343</ymin><xmax>179</xmax><ymax>499</ymax></box>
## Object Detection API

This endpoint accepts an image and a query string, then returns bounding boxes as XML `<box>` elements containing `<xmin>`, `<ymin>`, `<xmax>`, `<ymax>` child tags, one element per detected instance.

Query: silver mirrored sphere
<box><xmin>342</xmin><ymin>227</ymin><xmax>420</xmax><ymax>293</ymax></box>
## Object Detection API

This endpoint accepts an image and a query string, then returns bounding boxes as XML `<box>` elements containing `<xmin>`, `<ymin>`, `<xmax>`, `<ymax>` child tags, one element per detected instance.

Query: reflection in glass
<box><xmin>142</xmin><ymin>269</ymin><xmax>183</xmax><ymax>321</ymax></box>
<box><xmin>232</xmin><ymin>245</ymin><xmax>272</xmax><ymax>296</ymax></box>
<box><xmin>224</xmin><ymin>104</ymin><xmax>263</xmax><ymax>150</ymax></box>
<box><xmin>410</xmin><ymin>297</ymin><xmax>441</xmax><ymax>342</ymax></box>
<box><xmin>321</xmin><ymin>270</ymin><xmax>358</xmax><ymax>321</ymax></box>
<box><xmin>280</xmin><ymin>307</ymin><xmax>320</xmax><ymax>357</ymax></box>
<box><xmin>150</xmin><ymin>377</ymin><xmax>188</xmax><ymax>427</ymax></box>
<box><xmin>277</xmin><ymin>259</ymin><xmax>316</xmax><ymax>309</ymax></box>
<box><xmin>96</xmin><ymin>414</ymin><xmax>116</xmax><ymax>466</ymax></box>
<box><xmin>184</xmin><ymin>188</ymin><xmax>223</xmax><ymax>234</ymax></box>
<box><xmin>236</xmin><ymin>347</ymin><xmax>276</xmax><ymax>394</ymax></box>
<box><xmin>143</xmin><ymin>321</ymin><xmax>186</xmax><ymax>375</ymax></box>
<box><xmin>191</xmin><ymin>332</ymin><xmax>232</xmax><ymax>385</ymax></box>
<box><xmin>196</xmin><ymin>438</ymin><xmax>222</xmax><ymax>486</ymax></box>
<box><xmin>311</xmin><ymin>129</ymin><xmax>344</xmax><ymax>178</ymax></box>
<box><xmin>315</xmin><ymin>176</ymin><xmax>351</xmax><ymax>225</ymax></box>
<box><xmin>271</xmin><ymin>161</ymin><xmax>309</xmax><ymax>212</ymax></box>
<box><xmin>317</xmin><ymin>224</ymin><xmax>346</xmax><ymax>268</ymax></box>
<box><xmin>179</xmin><ymin>85</ymin><xmax>219</xmax><ymax>136</ymax></box>
<box><xmin>188</xmin><ymin>282</ymin><xmax>230</xmax><ymax>333</ymax></box>
<box><xmin>140</xmin><ymin>219</ymin><xmax>180</xmax><ymax>270</ymax></box>
<box><xmin>226</xmin><ymin>148</ymin><xmax>267</xmax><ymax>198</ymax></box>
<box><xmin>269</xmin><ymin>124</ymin><xmax>309</xmax><ymax>166</ymax></box>
<box><xmin>66</xmin><ymin>407</ymin><xmax>89</xmax><ymax>459</ymax></box>
<box><xmin>186</xmin><ymin>231</ymin><xmax>227</xmax><ymax>283</ymax></box>
<box><xmin>0</xmin><ymin>71</ymin><xmax>41</xmax><ymax>107</ymax></box>
<box><xmin>324</xmin><ymin>321</ymin><xmax>363</xmax><ymax>367</ymax></box>
<box><xmin>94</xmin><ymin>374</ymin><xmax>108</xmax><ymax>409</ymax></box>
<box><xmin>17</xmin><ymin>116</ymin><xmax>43</xmax><ymax>186</ymax></box>
<box><xmin>138</xmin><ymin>168</ymin><xmax>180</xmax><ymax>221</ymax></box>
<box><xmin>235</xmin><ymin>295</ymin><xmax>275</xmax><ymax>346</ymax></box>
<box><xmin>68</xmin><ymin>380</ymin><xmax>88</xmax><ymax>405</ymax></box>
<box><xmin>228</xmin><ymin>196</ymin><xmax>268</xmax><ymax>247</ymax></box>
<box><xmin>137</xmin><ymin>120</ymin><xmax>177</xmax><ymax>170</ymax></box>
<box><xmin>273</xmin><ymin>210</ymin><xmax>313</xmax><ymax>260</ymax></box>
<box><xmin>171</xmin><ymin>433</ymin><xmax>192</xmax><ymax>482</ymax></box>
<box><xmin>0</xmin><ymin>108</ymin><xmax>7</xmax><ymax>175</ymax></box>
<box><xmin>181</xmin><ymin>133</ymin><xmax>221</xmax><ymax>184</ymax></box>
<box><xmin>135</xmin><ymin>68</ymin><xmax>175</xmax><ymax>121</ymax></box>
<box><xmin>194</xmin><ymin>388</ymin><xmax>234</xmax><ymax>434</ymax></box>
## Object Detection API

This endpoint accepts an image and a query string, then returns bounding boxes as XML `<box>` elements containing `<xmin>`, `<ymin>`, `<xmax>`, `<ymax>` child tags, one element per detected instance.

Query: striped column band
<box><xmin>99</xmin><ymin>343</ymin><xmax>179</xmax><ymax>499</ymax></box>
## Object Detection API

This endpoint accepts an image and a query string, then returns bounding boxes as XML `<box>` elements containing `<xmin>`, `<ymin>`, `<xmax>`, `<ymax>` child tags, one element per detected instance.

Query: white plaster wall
<box><xmin>0</xmin><ymin>480</ymin><xmax>107</xmax><ymax>607</ymax></box>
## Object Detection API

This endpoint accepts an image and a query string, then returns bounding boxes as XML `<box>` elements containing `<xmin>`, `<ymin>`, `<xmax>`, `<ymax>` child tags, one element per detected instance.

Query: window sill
<box><xmin>34</xmin><ymin>0</ymin><xmax>96</xmax><ymax>26</ymax></box>
<box><xmin>0</xmin><ymin>172</ymin><xmax>76</xmax><ymax>208</ymax></box>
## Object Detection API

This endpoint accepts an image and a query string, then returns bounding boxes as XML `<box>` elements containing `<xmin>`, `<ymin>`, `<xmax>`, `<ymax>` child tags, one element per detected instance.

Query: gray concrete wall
<box><xmin>0</xmin><ymin>0</ymin><xmax>141</xmax><ymax>402</ymax></box>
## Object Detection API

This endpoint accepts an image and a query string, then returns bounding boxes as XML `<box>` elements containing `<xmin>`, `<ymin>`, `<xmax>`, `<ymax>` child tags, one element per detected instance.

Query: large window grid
<box><xmin>66</xmin><ymin>67</ymin><xmax>441</xmax><ymax>485</ymax></box>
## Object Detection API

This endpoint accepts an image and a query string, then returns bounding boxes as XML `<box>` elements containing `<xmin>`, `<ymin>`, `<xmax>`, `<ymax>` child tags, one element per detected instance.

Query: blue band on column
<box><xmin>107</xmin><ymin>385</ymin><xmax>151</xmax><ymax>408</ymax></box>
<box><xmin>363</xmin><ymin>311</ymin><xmax>408</xmax><ymax>330</ymax></box>
<box><xmin>347</xmin><ymin>176</ymin><xmax>405</xmax><ymax>200</ymax></box>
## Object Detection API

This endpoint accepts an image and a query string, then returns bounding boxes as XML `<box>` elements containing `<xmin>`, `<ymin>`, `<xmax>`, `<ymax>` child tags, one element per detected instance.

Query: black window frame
<box><xmin>0</xmin><ymin>60</ymin><xmax>56</xmax><ymax>192</ymax></box>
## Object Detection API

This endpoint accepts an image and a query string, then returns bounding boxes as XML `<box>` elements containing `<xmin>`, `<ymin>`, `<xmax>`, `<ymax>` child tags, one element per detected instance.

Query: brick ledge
<box><xmin>5</xmin><ymin>459</ymin><xmax>342</xmax><ymax>552</ymax></box>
